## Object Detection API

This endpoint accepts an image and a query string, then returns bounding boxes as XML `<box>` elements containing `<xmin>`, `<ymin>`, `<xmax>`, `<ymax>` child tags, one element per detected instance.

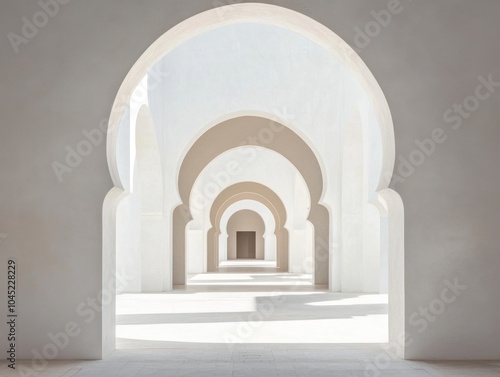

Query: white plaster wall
<box><xmin>0</xmin><ymin>0</ymin><xmax>499</xmax><ymax>361</ymax></box>
<box><xmin>135</xmin><ymin>106</ymin><xmax>164</xmax><ymax>293</ymax></box>
<box><xmin>115</xmin><ymin>78</ymin><xmax>165</xmax><ymax>293</ymax></box>
<box><xmin>115</xmin><ymin>175</ymin><xmax>141</xmax><ymax>294</ymax></box>
<box><xmin>187</xmin><ymin>230</ymin><xmax>203</xmax><ymax>275</ymax></box>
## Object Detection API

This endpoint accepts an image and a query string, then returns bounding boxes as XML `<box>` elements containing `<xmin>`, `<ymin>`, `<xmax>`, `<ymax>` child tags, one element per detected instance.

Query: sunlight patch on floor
<box><xmin>187</xmin><ymin>272</ymin><xmax>314</xmax><ymax>286</ymax></box>
<box><xmin>116</xmin><ymin>273</ymin><xmax>388</xmax><ymax>347</ymax></box>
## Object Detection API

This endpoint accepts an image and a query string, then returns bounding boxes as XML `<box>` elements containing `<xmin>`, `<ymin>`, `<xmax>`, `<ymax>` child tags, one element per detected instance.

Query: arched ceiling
<box><xmin>210</xmin><ymin>182</ymin><xmax>287</xmax><ymax>231</ymax></box>
<box><xmin>179</xmin><ymin>116</ymin><xmax>324</xmax><ymax>206</ymax></box>
<box><xmin>220</xmin><ymin>199</ymin><xmax>276</xmax><ymax>236</ymax></box>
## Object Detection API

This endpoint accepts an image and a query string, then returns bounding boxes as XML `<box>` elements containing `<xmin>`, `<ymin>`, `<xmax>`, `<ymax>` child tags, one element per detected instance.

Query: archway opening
<box><xmin>219</xmin><ymin>199</ymin><xmax>278</xmax><ymax>271</ymax></box>
<box><xmin>176</xmin><ymin>116</ymin><xmax>326</xmax><ymax>285</ymax></box>
<box><xmin>106</xmin><ymin>3</ymin><xmax>404</xmax><ymax>358</ymax></box>
<box><xmin>230</xmin><ymin>210</ymin><xmax>262</xmax><ymax>260</ymax></box>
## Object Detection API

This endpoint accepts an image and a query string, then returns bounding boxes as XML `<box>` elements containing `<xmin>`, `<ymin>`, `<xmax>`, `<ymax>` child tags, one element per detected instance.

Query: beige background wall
<box><xmin>227</xmin><ymin>209</ymin><xmax>265</xmax><ymax>260</ymax></box>
<box><xmin>0</xmin><ymin>0</ymin><xmax>499</xmax><ymax>360</ymax></box>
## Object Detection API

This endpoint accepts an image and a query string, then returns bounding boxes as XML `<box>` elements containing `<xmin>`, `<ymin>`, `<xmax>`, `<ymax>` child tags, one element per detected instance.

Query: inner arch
<box><xmin>174</xmin><ymin>116</ymin><xmax>329</xmax><ymax>284</ymax></box>
<box><xmin>219</xmin><ymin>199</ymin><xmax>277</xmax><ymax>263</ymax></box>
<box><xmin>208</xmin><ymin>182</ymin><xmax>289</xmax><ymax>273</ymax></box>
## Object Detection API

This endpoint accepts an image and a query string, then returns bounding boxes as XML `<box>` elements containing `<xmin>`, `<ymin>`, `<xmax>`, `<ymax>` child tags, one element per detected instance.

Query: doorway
<box><xmin>236</xmin><ymin>231</ymin><xmax>256</xmax><ymax>259</ymax></box>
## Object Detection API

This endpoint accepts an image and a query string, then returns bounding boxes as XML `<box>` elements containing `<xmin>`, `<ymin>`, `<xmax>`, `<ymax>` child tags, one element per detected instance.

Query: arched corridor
<box><xmin>105</xmin><ymin>2</ymin><xmax>403</xmax><ymax>358</ymax></box>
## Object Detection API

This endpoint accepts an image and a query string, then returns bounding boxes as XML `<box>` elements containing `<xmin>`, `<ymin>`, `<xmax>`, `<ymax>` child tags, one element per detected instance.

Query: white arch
<box><xmin>104</xmin><ymin>3</ymin><xmax>404</xmax><ymax>358</ymax></box>
<box><xmin>190</xmin><ymin>146</ymin><xmax>310</xmax><ymax>227</ymax></box>
<box><xmin>186</xmin><ymin>146</ymin><xmax>311</xmax><ymax>275</ymax></box>
<box><xmin>106</xmin><ymin>3</ymin><xmax>395</xmax><ymax>191</ymax></box>
<box><xmin>109</xmin><ymin>19</ymin><xmax>396</xmax><ymax>290</ymax></box>
<box><xmin>219</xmin><ymin>199</ymin><xmax>277</xmax><ymax>262</ymax></box>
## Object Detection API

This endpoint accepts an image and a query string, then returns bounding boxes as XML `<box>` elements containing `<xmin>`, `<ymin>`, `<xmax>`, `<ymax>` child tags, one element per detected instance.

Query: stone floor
<box><xmin>116</xmin><ymin>274</ymin><xmax>388</xmax><ymax>346</ymax></box>
<box><xmin>2</xmin><ymin>350</ymin><xmax>500</xmax><ymax>377</ymax></box>
<box><xmin>1</xmin><ymin>271</ymin><xmax>499</xmax><ymax>376</ymax></box>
